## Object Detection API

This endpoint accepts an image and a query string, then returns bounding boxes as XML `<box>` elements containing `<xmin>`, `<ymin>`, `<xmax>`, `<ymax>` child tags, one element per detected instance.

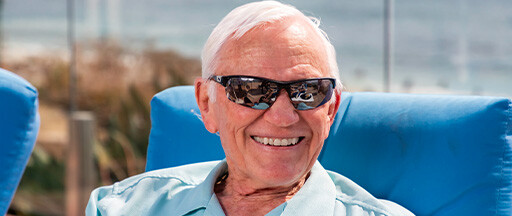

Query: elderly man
<box><xmin>87</xmin><ymin>1</ymin><xmax>413</xmax><ymax>215</ymax></box>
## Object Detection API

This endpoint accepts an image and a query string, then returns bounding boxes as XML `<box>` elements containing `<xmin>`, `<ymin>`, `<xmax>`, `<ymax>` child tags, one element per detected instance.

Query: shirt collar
<box><xmin>174</xmin><ymin>160</ymin><xmax>228</xmax><ymax>216</ymax></box>
<box><xmin>277</xmin><ymin>161</ymin><xmax>337</xmax><ymax>216</ymax></box>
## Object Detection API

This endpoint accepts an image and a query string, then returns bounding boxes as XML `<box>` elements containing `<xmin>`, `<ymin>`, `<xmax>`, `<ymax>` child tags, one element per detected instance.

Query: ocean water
<box><xmin>2</xmin><ymin>0</ymin><xmax>511</xmax><ymax>97</ymax></box>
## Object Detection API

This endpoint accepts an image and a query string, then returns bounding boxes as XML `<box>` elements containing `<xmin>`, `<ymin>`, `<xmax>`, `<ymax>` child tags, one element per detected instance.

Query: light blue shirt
<box><xmin>86</xmin><ymin>160</ymin><xmax>414</xmax><ymax>216</ymax></box>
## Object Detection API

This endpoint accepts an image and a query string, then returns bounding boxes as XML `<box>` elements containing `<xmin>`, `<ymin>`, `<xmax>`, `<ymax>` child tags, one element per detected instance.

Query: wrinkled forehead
<box><xmin>215</xmin><ymin>17</ymin><xmax>330</xmax><ymax>80</ymax></box>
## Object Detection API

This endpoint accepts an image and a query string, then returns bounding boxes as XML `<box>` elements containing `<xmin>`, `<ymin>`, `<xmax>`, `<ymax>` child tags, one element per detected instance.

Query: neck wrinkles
<box><xmin>214</xmin><ymin>171</ymin><xmax>310</xmax><ymax>201</ymax></box>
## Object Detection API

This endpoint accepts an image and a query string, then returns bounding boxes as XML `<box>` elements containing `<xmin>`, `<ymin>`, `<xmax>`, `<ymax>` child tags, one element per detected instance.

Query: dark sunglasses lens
<box><xmin>223</xmin><ymin>77</ymin><xmax>333</xmax><ymax>110</ymax></box>
<box><xmin>289</xmin><ymin>79</ymin><xmax>333</xmax><ymax>110</ymax></box>
<box><xmin>225</xmin><ymin>77</ymin><xmax>275</xmax><ymax>109</ymax></box>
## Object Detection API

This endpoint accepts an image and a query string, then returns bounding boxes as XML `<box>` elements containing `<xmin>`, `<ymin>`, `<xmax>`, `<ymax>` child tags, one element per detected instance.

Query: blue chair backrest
<box><xmin>0</xmin><ymin>68</ymin><xmax>40</xmax><ymax>215</ymax></box>
<box><xmin>147</xmin><ymin>85</ymin><xmax>512</xmax><ymax>215</ymax></box>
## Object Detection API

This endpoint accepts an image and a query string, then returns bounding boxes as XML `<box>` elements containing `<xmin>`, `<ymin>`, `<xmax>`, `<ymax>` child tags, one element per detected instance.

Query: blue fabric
<box><xmin>89</xmin><ymin>160</ymin><xmax>413</xmax><ymax>215</ymax></box>
<box><xmin>0</xmin><ymin>68</ymin><xmax>40</xmax><ymax>215</ymax></box>
<box><xmin>146</xmin><ymin>86</ymin><xmax>512</xmax><ymax>215</ymax></box>
<box><xmin>320</xmin><ymin>92</ymin><xmax>512</xmax><ymax>216</ymax></box>
<box><xmin>147</xmin><ymin>86</ymin><xmax>224</xmax><ymax>171</ymax></box>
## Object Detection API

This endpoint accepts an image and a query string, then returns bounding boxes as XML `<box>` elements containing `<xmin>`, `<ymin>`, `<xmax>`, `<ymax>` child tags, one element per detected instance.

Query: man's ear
<box><xmin>195</xmin><ymin>78</ymin><xmax>218</xmax><ymax>134</ymax></box>
<box><xmin>323</xmin><ymin>89</ymin><xmax>341</xmax><ymax>139</ymax></box>
<box><xmin>327</xmin><ymin>89</ymin><xmax>342</xmax><ymax>126</ymax></box>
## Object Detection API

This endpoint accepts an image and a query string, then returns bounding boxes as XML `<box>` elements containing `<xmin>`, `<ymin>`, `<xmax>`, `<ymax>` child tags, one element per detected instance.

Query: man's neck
<box><xmin>214</xmin><ymin>172</ymin><xmax>309</xmax><ymax>216</ymax></box>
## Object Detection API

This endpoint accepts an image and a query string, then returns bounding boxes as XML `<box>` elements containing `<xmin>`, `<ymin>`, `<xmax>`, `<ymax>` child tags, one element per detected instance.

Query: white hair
<box><xmin>202</xmin><ymin>0</ymin><xmax>342</xmax><ymax>100</ymax></box>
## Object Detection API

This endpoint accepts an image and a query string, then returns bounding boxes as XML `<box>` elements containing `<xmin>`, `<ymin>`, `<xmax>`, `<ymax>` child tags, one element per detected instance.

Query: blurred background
<box><xmin>1</xmin><ymin>0</ymin><xmax>511</xmax><ymax>215</ymax></box>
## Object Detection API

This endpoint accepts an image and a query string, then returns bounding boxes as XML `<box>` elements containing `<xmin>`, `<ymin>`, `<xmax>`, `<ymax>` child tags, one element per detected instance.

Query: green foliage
<box><xmin>19</xmin><ymin>146</ymin><xmax>65</xmax><ymax>192</ymax></box>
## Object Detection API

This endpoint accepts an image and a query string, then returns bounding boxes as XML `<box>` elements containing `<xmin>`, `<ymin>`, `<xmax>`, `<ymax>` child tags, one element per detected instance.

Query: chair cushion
<box><xmin>321</xmin><ymin>92</ymin><xmax>512</xmax><ymax>215</ymax></box>
<box><xmin>0</xmin><ymin>68</ymin><xmax>40</xmax><ymax>215</ymax></box>
<box><xmin>146</xmin><ymin>86</ymin><xmax>223</xmax><ymax>171</ymax></box>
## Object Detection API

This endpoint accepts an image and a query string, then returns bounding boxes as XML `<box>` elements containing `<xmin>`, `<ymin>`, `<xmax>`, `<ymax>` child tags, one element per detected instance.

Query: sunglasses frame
<box><xmin>209</xmin><ymin>75</ymin><xmax>336</xmax><ymax>110</ymax></box>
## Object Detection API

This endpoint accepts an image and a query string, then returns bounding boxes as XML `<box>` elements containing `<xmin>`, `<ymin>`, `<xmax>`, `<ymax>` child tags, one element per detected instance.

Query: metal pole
<box><xmin>66</xmin><ymin>112</ymin><xmax>96</xmax><ymax>216</ymax></box>
<box><xmin>67</xmin><ymin>1</ymin><xmax>91</xmax><ymax>215</ymax></box>
<box><xmin>383</xmin><ymin>0</ymin><xmax>394</xmax><ymax>92</ymax></box>
<box><xmin>67</xmin><ymin>0</ymin><xmax>77</xmax><ymax>112</ymax></box>
<box><xmin>0</xmin><ymin>0</ymin><xmax>4</xmax><ymax>66</ymax></box>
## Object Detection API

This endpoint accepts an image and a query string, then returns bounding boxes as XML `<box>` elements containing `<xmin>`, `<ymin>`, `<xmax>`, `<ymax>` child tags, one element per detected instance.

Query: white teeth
<box><xmin>274</xmin><ymin>139</ymin><xmax>281</xmax><ymax>146</ymax></box>
<box><xmin>281</xmin><ymin>139</ymin><xmax>288</xmax><ymax>146</ymax></box>
<box><xmin>253</xmin><ymin>136</ymin><xmax>301</xmax><ymax>146</ymax></box>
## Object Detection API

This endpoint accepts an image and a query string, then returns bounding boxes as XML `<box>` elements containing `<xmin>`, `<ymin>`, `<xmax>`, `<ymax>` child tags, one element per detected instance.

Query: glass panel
<box><xmin>394</xmin><ymin>0</ymin><xmax>512</xmax><ymax>97</ymax></box>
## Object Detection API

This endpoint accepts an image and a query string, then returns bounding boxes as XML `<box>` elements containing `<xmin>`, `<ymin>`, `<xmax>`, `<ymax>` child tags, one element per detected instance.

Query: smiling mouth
<box><xmin>251</xmin><ymin>136</ymin><xmax>305</xmax><ymax>147</ymax></box>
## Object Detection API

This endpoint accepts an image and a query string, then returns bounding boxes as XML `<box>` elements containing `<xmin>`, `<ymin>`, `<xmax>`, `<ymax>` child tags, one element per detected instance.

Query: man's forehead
<box><xmin>214</xmin><ymin>17</ymin><xmax>330</xmax><ymax>79</ymax></box>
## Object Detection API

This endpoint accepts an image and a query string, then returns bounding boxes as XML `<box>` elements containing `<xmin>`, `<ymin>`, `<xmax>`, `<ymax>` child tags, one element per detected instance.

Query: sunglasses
<box><xmin>210</xmin><ymin>75</ymin><xmax>336</xmax><ymax>110</ymax></box>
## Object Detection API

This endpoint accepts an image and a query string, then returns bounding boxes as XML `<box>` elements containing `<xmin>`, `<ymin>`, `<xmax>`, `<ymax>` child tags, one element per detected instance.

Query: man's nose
<box><xmin>263</xmin><ymin>89</ymin><xmax>299</xmax><ymax>127</ymax></box>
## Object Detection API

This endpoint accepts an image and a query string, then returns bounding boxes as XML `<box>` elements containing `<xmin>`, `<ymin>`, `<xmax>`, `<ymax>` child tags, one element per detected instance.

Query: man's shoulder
<box><xmin>325</xmin><ymin>170</ymin><xmax>414</xmax><ymax>216</ymax></box>
<box><xmin>110</xmin><ymin>160</ymin><xmax>220</xmax><ymax>194</ymax></box>
<box><xmin>86</xmin><ymin>161</ymin><xmax>221</xmax><ymax>215</ymax></box>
